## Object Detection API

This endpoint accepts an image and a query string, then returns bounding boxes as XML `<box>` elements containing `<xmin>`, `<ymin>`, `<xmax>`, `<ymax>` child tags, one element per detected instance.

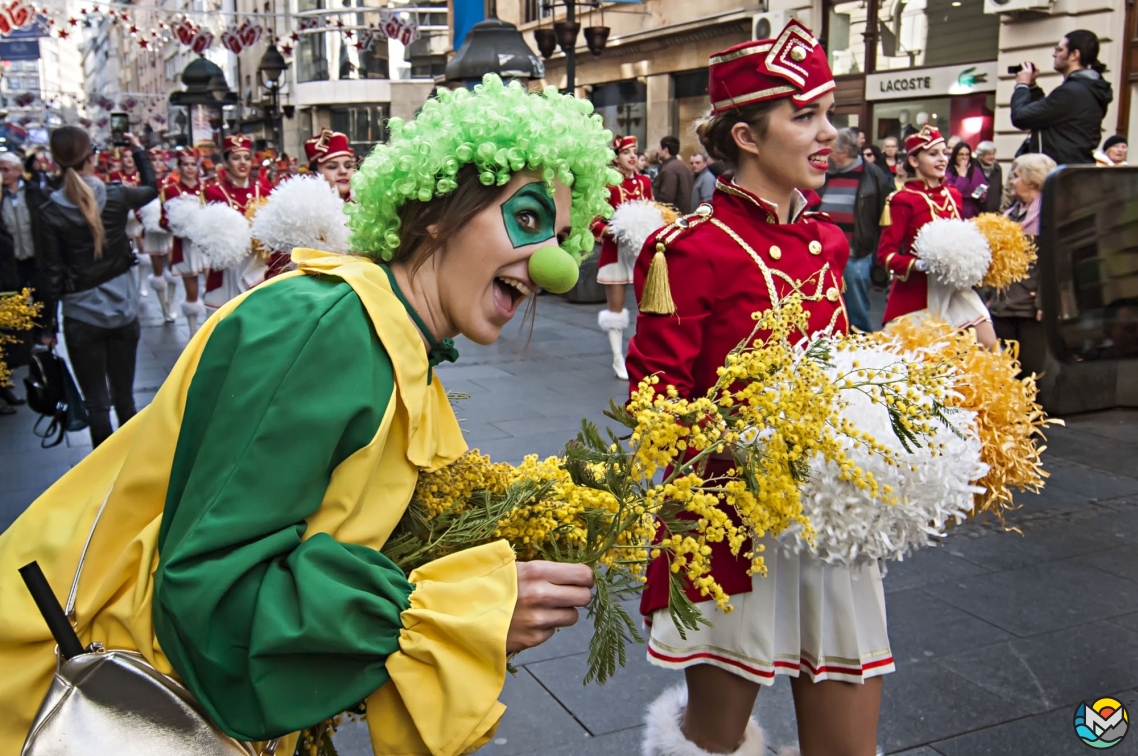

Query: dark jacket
<box><xmin>818</xmin><ymin>159</ymin><xmax>895</xmax><ymax>259</ymax></box>
<box><xmin>1010</xmin><ymin>69</ymin><xmax>1114</xmax><ymax>166</ymax></box>
<box><xmin>38</xmin><ymin>145</ymin><xmax>157</xmax><ymax>330</ymax></box>
<box><xmin>979</xmin><ymin>161</ymin><xmax>1003</xmax><ymax>214</ymax></box>
<box><xmin>653</xmin><ymin>155</ymin><xmax>694</xmax><ymax>213</ymax></box>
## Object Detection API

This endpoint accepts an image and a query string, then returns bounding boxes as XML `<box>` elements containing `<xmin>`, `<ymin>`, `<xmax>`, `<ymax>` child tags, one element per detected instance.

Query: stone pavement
<box><xmin>2</xmin><ymin>279</ymin><xmax>1137</xmax><ymax>756</ymax></box>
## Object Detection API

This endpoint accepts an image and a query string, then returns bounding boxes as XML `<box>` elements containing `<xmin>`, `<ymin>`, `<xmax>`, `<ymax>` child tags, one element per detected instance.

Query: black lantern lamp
<box><xmin>445</xmin><ymin>15</ymin><xmax>544</xmax><ymax>83</ymax></box>
<box><xmin>258</xmin><ymin>43</ymin><xmax>289</xmax><ymax>151</ymax></box>
<box><xmin>533</xmin><ymin>26</ymin><xmax>557</xmax><ymax>58</ymax></box>
<box><xmin>170</xmin><ymin>56</ymin><xmax>237</xmax><ymax>107</ymax></box>
<box><xmin>583</xmin><ymin>25</ymin><xmax>608</xmax><ymax>56</ymax></box>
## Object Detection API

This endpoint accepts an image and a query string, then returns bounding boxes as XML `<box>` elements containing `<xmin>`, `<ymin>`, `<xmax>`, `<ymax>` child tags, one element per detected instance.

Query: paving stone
<box><xmin>877</xmin><ymin>660</ymin><xmax>1030</xmax><ymax>753</ymax></box>
<box><xmin>525</xmin><ymin>649</ymin><xmax>680</xmax><ymax>735</ymax></box>
<box><xmin>885</xmin><ymin>590</ymin><xmax>1012</xmax><ymax>664</ymax></box>
<box><xmin>889</xmin><ymin>748</ymin><xmax>946</xmax><ymax>756</ymax></box>
<box><xmin>540</xmin><ymin>725</ymin><xmax>645</xmax><ymax>755</ymax></box>
<box><xmin>935</xmin><ymin>521</ymin><xmax>1108</xmax><ymax>572</ymax></box>
<box><xmin>1043</xmin><ymin>461</ymin><xmax>1138</xmax><ymax>501</ymax></box>
<box><xmin>929</xmin><ymin>689</ymin><xmax>1138</xmax><ymax>756</ymax></box>
<box><xmin>935</xmin><ymin>623</ymin><xmax>1138</xmax><ymax>713</ymax></box>
<box><xmin>1079</xmin><ymin>545</ymin><xmax>1138</xmax><ymax>584</ymax></box>
<box><xmin>1042</xmin><ymin>424</ymin><xmax>1138</xmax><ymax>479</ymax></box>
<box><xmin>1108</xmin><ymin>612</ymin><xmax>1138</xmax><ymax>633</ymax></box>
<box><xmin>923</xmin><ymin>560</ymin><xmax>1138</xmax><ymax>637</ymax></box>
<box><xmin>479</xmin><ymin>669</ymin><xmax>592</xmax><ymax>756</ymax></box>
<box><xmin>881</xmin><ymin>546</ymin><xmax>992</xmax><ymax>595</ymax></box>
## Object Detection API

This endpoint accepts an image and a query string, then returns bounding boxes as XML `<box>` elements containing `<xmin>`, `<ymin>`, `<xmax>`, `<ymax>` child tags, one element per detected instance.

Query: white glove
<box><xmin>914</xmin><ymin>258</ymin><xmax>929</xmax><ymax>273</ymax></box>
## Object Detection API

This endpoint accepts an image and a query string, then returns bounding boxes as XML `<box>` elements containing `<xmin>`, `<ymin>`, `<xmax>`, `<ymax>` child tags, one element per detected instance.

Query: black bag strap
<box><xmin>32</xmin><ymin>404</ymin><xmax>68</xmax><ymax>448</ymax></box>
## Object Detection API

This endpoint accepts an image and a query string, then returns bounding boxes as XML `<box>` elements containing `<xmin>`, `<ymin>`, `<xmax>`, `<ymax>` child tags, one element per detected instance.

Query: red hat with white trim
<box><xmin>222</xmin><ymin>133</ymin><xmax>253</xmax><ymax>156</ymax></box>
<box><xmin>304</xmin><ymin>128</ymin><xmax>354</xmax><ymax>164</ymax></box>
<box><xmin>708</xmin><ymin>19</ymin><xmax>835</xmax><ymax>115</ymax></box>
<box><xmin>904</xmin><ymin>124</ymin><xmax>946</xmax><ymax>154</ymax></box>
<box><xmin>613</xmin><ymin>135</ymin><xmax>637</xmax><ymax>152</ymax></box>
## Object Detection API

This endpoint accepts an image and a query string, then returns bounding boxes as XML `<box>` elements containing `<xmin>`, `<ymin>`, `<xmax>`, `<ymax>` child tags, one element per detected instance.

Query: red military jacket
<box><xmin>627</xmin><ymin>178</ymin><xmax>850</xmax><ymax>617</ymax></box>
<box><xmin>202</xmin><ymin>174</ymin><xmax>264</xmax><ymax>292</ymax></box>
<box><xmin>160</xmin><ymin>177</ymin><xmax>204</xmax><ymax>266</ymax></box>
<box><xmin>108</xmin><ymin>170</ymin><xmax>140</xmax><ymax>187</ymax></box>
<box><xmin>876</xmin><ymin>179</ymin><xmax>963</xmax><ymax>324</ymax></box>
<box><xmin>591</xmin><ymin>173</ymin><xmax>653</xmax><ymax>266</ymax></box>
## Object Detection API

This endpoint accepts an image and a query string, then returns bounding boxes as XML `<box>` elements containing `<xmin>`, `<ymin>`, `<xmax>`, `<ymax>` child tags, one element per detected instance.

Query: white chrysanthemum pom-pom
<box><xmin>139</xmin><ymin>198</ymin><xmax>164</xmax><ymax>234</ymax></box>
<box><xmin>183</xmin><ymin>202</ymin><xmax>252</xmax><ymax>271</ymax></box>
<box><xmin>913</xmin><ymin>217</ymin><xmax>991</xmax><ymax>290</ymax></box>
<box><xmin>609</xmin><ymin>199</ymin><xmax>665</xmax><ymax>269</ymax></box>
<box><xmin>782</xmin><ymin>343</ymin><xmax>988</xmax><ymax>565</ymax></box>
<box><xmin>125</xmin><ymin>211</ymin><xmax>143</xmax><ymax>238</ymax></box>
<box><xmin>163</xmin><ymin>195</ymin><xmax>202</xmax><ymax>238</ymax></box>
<box><xmin>251</xmin><ymin>176</ymin><xmax>351</xmax><ymax>255</ymax></box>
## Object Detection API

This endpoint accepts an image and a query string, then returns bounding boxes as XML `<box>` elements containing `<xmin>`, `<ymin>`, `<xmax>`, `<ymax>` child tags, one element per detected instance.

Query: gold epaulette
<box><xmin>880</xmin><ymin>190</ymin><xmax>900</xmax><ymax>227</ymax></box>
<box><xmin>640</xmin><ymin>203</ymin><xmax>713</xmax><ymax>315</ymax></box>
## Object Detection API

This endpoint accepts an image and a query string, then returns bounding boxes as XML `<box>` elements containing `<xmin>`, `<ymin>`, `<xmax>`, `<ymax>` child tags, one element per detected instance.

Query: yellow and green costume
<box><xmin>0</xmin><ymin>249</ymin><xmax>516</xmax><ymax>756</ymax></box>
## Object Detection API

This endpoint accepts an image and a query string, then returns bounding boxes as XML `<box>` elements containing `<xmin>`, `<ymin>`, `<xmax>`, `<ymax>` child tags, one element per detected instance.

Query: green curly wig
<box><xmin>347</xmin><ymin>74</ymin><xmax>619</xmax><ymax>263</ymax></box>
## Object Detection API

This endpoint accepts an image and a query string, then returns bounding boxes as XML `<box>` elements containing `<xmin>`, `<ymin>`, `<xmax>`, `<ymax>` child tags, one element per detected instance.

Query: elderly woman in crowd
<box><xmin>984</xmin><ymin>153</ymin><xmax>1056</xmax><ymax>377</ymax></box>
<box><xmin>974</xmin><ymin>141</ymin><xmax>1002</xmax><ymax>213</ymax></box>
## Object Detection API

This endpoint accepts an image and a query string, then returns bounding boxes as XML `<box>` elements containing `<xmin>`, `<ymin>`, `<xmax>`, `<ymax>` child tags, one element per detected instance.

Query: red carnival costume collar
<box><xmin>714</xmin><ymin>178</ymin><xmax>808</xmax><ymax>224</ymax></box>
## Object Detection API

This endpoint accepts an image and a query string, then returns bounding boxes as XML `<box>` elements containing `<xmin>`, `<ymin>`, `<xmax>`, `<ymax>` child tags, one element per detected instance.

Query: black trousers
<box><xmin>63</xmin><ymin>316</ymin><xmax>140</xmax><ymax>447</ymax></box>
<box><xmin>992</xmin><ymin>315</ymin><xmax>1048</xmax><ymax>379</ymax></box>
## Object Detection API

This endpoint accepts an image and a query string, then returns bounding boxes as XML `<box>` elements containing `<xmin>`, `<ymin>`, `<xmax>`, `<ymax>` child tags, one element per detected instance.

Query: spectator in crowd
<box><xmin>975</xmin><ymin>141</ymin><xmax>1003</xmax><ymax>213</ymax></box>
<box><xmin>1010</xmin><ymin>30</ymin><xmax>1113</xmax><ymax>165</ymax></box>
<box><xmin>636</xmin><ymin>152</ymin><xmax>648</xmax><ymax>175</ymax></box>
<box><xmin>945</xmin><ymin>141</ymin><xmax>989</xmax><ymax>219</ymax></box>
<box><xmin>862</xmin><ymin>144</ymin><xmax>885</xmax><ymax>167</ymax></box>
<box><xmin>816</xmin><ymin>127</ymin><xmax>894</xmax><ymax>332</ymax></box>
<box><xmin>854</xmin><ymin>127</ymin><xmax>867</xmax><ymax>148</ymax></box>
<box><xmin>0</xmin><ymin>151</ymin><xmax>49</xmax><ymax>403</ymax></box>
<box><xmin>39</xmin><ymin>127</ymin><xmax>158</xmax><ymax>447</ymax></box>
<box><xmin>24</xmin><ymin>151</ymin><xmax>57</xmax><ymax>192</ymax></box>
<box><xmin>983</xmin><ymin>153</ymin><xmax>1056</xmax><ymax>377</ymax></box>
<box><xmin>653</xmin><ymin>135</ymin><xmax>694</xmax><ymax>212</ymax></box>
<box><xmin>893</xmin><ymin>151</ymin><xmax>909</xmax><ymax>189</ymax></box>
<box><xmin>643</xmin><ymin>147</ymin><xmax>661</xmax><ymax>180</ymax></box>
<box><xmin>689</xmin><ymin>150</ymin><xmax>716</xmax><ymax>210</ymax></box>
<box><xmin>1095</xmin><ymin>135</ymin><xmax>1128</xmax><ymax>166</ymax></box>
<box><xmin>0</xmin><ymin>194</ymin><xmax>17</xmax><ymax>414</ymax></box>
<box><xmin>947</xmin><ymin>135</ymin><xmax>963</xmax><ymax>151</ymax></box>
<box><xmin>882</xmin><ymin>136</ymin><xmax>901</xmax><ymax>175</ymax></box>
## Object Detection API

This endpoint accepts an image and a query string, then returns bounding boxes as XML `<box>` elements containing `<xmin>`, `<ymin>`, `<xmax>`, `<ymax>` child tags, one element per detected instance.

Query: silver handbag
<box><xmin>20</xmin><ymin>493</ymin><xmax>278</xmax><ymax>756</ymax></box>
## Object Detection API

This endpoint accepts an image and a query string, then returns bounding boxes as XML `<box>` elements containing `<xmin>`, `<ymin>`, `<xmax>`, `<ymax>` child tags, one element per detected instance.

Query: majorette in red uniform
<box><xmin>877</xmin><ymin>126</ymin><xmax>969</xmax><ymax>324</ymax></box>
<box><xmin>627</xmin><ymin>21</ymin><xmax>893</xmax><ymax>755</ymax></box>
<box><xmin>202</xmin><ymin>133</ymin><xmax>267</xmax><ymax>310</ymax></box>
<box><xmin>161</xmin><ymin>148</ymin><xmax>208</xmax><ymax>334</ymax></box>
<box><xmin>592</xmin><ymin>134</ymin><xmax>653</xmax><ymax>380</ymax></box>
<box><xmin>140</xmin><ymin>147</ymin><xmax>177</xmax><ymax>322</ymax></box>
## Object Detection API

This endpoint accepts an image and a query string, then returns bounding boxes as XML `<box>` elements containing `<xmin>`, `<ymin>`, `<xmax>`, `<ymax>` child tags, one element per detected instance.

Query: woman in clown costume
<box><xmin>0</xmin><ymin>77</ymin><xmax>612</xmax><ymax>756</ymax></box>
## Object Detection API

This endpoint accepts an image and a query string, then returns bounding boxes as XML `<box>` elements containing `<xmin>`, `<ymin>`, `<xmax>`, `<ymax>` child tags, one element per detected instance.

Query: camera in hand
<box><xmin>110</xmin><ymin>112</ymin><xmax>129</xmax><ymax>147</ymax></box>
<box><xmin>1008</xmin><ymin>65</ymin><xmax>1023</xmax><ymax>74</ymax></box>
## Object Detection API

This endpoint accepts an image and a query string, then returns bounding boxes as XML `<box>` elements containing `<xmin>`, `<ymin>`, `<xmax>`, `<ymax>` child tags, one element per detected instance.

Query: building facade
<box><xmin>497</xmin><ymin>0</ymin><xmax>1131</xmax><ymax>162</ymax></box>
<box><xmin>0</xmin><ymin>17</ymin><xmax>84</xmax><ymax>149</ymax></box>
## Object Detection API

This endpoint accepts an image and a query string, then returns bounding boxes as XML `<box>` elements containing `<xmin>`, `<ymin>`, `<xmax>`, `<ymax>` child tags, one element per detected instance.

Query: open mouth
<box><xmin>808</xmin><ymin>150</ymin><xmax>831</xmax><ymax>170</ymax></box>
<box><xmin>493</xmin><ymin>275</ymin><xmax>533</xmax><ymax>316</ymax></box>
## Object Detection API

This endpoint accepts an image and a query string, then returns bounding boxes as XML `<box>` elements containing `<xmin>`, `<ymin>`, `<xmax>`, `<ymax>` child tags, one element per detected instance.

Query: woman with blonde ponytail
<box><xmin>39</xmin><ymin>125</ymin><xmax>158</xmax><ymax>447</ymax></box>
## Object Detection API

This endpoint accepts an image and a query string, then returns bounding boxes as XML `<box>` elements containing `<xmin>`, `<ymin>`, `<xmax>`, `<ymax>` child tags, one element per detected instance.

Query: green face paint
<box><xmin>501</xmin><ymin>181</ymin><xmax>557</xmax><ymax>248</ymax></box>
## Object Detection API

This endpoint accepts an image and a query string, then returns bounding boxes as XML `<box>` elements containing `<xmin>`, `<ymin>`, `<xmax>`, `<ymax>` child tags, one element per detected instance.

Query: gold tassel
<box><xmin>879</xmin><ymin>196</ymin><xmax>894</xmax><ymax>227</ymax></box>
<box><xmin>640</xmin><ymin>242</ymin><xmax>676</xmax><ymax>315</ymax></box>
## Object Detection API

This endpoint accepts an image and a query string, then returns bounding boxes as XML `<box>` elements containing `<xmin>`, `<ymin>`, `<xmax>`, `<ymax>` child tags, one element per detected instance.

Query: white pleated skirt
<box><xmin>170</xmin><ymin>241</ymin><xmax>208</xmax><ymax>276</ymax></box>
<box><xmin>645</xmin><ymin>537</ymin><xmax>894</xmax><ymax>685</ymax></box>
<box><xmin>142</xmin><ymin>229</ymin><xmax>173</xmax><ymax>256</ymax></box>
<box><xmin>597</xmin><ymin>259</ymin><xmax>633</xmax><ymax>286</ymax></box>
<box><xmin>203</xmin><ymin>255</ymin><xmax>268</xmax><ymax>311</ymax></box>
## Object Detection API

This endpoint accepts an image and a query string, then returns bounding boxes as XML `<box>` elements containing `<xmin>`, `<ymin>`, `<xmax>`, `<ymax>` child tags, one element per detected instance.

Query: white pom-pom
<box><xmin>139</xmin><ymin>198</ymin><xmax>163</xmax><ymax>234</ymax></box>
<box><xmin>912</xmin><ymin>217</ymin><xmax>991</xmax><ymax>290</ymax></box>
<box><xmin>187</xmin><ymin>203</ymin><xmax>252</xmax><ymax>271</ymax></box>
<box><xmin>250</xmin><ymin>176</ymin><xmax>350</xmax><ymax>255</ymax></box>
<box><xmin>609</xmin><ymin>199</ymin><xmax>666</xmax><ymax>270</ymax></box>
<box><xmin>164</xmin><ymin>195</ymin><xmax>202</xmax><ymax>238</ymax></box>
<box><xmin>782</xmin><ymin>343</ymin><xmax>989</xmax><ymax>566</ymax></box>
<box><xmin>125</xmin><ymin>212</ymin><xmax>143</xmax><ymax>238</ymax></box>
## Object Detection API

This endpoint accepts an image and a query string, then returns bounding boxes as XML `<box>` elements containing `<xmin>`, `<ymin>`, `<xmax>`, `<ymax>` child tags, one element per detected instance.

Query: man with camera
<box><xmin>1010</xmin><ymin>30</ymin><xmax>1113</xmax><ymax>166</ymax></box>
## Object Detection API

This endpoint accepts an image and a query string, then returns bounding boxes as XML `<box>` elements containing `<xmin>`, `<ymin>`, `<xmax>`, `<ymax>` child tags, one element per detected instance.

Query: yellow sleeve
<box><xmin>366</xmin><ymin>540</ymin><xmax>518</xmax><ymax>756</ymax></box>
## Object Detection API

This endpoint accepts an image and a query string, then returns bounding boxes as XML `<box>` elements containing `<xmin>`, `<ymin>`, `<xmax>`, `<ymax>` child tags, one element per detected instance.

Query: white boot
<box><xmin>149</xmin><ymin>274</ymin><xmax>174</xmax><ymax>322</ymax></box>
<box><xmin>164</xmin><ymin>269</ymin><xmax>179</xmax><ymax>321</ymax></box>
<box><xmin>641</xmin><ymin>685</ymin><xmax>766</xmax><ymax>756</ymax></box>
<box><xmin>598</xmin><ymin>308</ymin><xmax>630</xmax><ymax>381</ymax></box>
<box><xmin>181</xmin><ymin>300</ymin><xmax>204</xmax><ymax>336</ymax></box>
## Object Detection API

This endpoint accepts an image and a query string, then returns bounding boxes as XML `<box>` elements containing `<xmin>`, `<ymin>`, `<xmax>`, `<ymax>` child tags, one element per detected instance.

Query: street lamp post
<box><xmin>542</xmin><ymin>0</ymin><xmax>610</xmax><ymax>94</ymax></box>
<box><xmin>257</xmin><ymin>43</ymin><xmax>288</xmax><ymax>152</ymax></box>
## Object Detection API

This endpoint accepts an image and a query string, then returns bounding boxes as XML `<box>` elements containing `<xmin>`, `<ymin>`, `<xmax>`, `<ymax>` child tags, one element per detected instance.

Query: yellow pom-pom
<box><xmin>972</xmin><ymin>213</ymin><xmax>1037</xmax><ymax>289</ymax></box>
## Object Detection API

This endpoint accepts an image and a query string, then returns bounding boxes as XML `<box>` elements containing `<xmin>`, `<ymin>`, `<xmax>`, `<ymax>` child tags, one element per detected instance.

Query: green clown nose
<box><xmin>528</xmin><ymin>246</ymin><xmax>579</xmax><ymax>294</ymax></box>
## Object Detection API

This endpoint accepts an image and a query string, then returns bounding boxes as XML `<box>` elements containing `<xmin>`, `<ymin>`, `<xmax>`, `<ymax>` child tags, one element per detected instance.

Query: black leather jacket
<box><xmin>38</xmin><ymin>146</ymin><xmax>157</xmax><ymax>331</ymax></box>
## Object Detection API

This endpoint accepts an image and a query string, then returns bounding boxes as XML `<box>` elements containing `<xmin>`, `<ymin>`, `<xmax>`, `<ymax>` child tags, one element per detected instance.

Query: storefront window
<box><xmin>827</xmin><ymin>0</ymin><xmax>868</xmax><ymax>76</ymax></box>
<box><xmin>330</xmin><ymin>104</ymin><xmax>390</xmax><ymax>154</ymax></box>
<box><xmin>673</xmin><ymin>69</ymin><xmax>709</xmax><ymax>151</ymax></box>
<box><xmin>590</xmin><ymin>80</ymin><xmax>647</xmax><ymax>150</ymax></box>
<box><xmin>869</xmin><ymin>92</ymin><xmax>993</xmax><ymax>146</ymax></box>
<box><xmin>874</xmin><ymin>0</ymin><xmax>998</xmax><ymax>72</ymax></box>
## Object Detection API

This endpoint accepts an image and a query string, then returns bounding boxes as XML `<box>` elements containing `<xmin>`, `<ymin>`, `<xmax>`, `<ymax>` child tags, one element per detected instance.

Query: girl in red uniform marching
<box><xmin>628</xmin><ymin>21</ymin><xmax>890</xmax><ymax>756</ymax></box>
<box><xmin>202</xmin><ymin>133</ymin><xmax>265</xmax><ymax>310</ymax></box>
<box><xmin>161</xmin><ymin>149</ymin><xmax>208</xmax><ymax>334</ymax></box>
<box><xmin>593</xmin><ymin>135</ymin><xmax>652</xmax><ymax>379</ymax></box>
<box><xmin>877</xmin><ymin>126</ymin><xmax>997</xmax><ymax>348</ymax></box>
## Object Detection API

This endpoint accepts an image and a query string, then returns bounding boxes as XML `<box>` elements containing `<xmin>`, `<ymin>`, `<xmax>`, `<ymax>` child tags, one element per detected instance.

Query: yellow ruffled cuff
<box><xmin>366</xmin><ymin>540</ymin><xmax>517</xmax><ymax>756</ymax></box>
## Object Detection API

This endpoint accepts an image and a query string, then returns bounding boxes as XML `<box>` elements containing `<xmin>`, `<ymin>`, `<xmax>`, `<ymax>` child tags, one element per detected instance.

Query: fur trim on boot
<box><xmin>641</xmin><ymin>685</ymin><xmax>766</xmax><ymax>756</ymax></box>
<box><xmin>181</xmin><ymin>299</ymin><xmax>204</xmax><ymax>335</ymax></box>
<box><xmin>597</xmin><ymin>308</ymin><xmax>630</xmax><ymax>332</ymax></box>
<box><xmin>149</xmin><ymin>274</ymin><xmax>174</xmax><ymax>322</ymax></box>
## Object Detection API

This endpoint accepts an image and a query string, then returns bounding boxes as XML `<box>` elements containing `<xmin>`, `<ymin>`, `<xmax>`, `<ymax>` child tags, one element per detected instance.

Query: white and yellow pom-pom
<box><xmin>177</xmin><ymin>201</ymin><xmax>251</xmax><ymax>271</ymax></box>
<box><xmin>139</xmin><ymin>198</ymin><xmax>164</xmax><ymax>234</ymax></box>
<box><xmin>913</xmin><ymin>217</ymin><xmax>991</xmax><ymax>290</ymax></box>
<box><xmin>250</xmin><ymin>176</ymin><xmax>350</xmax><ymax>255</ymax></box>
<box><xmin>609</xmin><ymin>199</ymin><xmax>666</xmax><ymax>270</ymax></box>
<box><xmin>972</xmin><ymin>213</ymin><xmax>1037</xmax><ymax>289</ymax></box>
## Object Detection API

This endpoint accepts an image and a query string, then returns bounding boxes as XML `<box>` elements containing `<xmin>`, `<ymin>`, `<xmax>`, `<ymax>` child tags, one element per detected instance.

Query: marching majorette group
<box><xmin>123</xmin><ymin>130</ymin><xmax>356</xmax><ymax>335</ymax></box>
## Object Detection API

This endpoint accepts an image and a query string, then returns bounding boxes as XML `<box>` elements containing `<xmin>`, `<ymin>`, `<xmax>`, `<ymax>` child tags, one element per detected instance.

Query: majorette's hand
<box><xmin>506</xmin><ymin>561</ymin><xmax>595</xmax><ymax>654</ymax></box>
<box><xmin>914</xmin><ymin>258</ymin><xmax>930</xmax><ymax>273</ymax></box>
